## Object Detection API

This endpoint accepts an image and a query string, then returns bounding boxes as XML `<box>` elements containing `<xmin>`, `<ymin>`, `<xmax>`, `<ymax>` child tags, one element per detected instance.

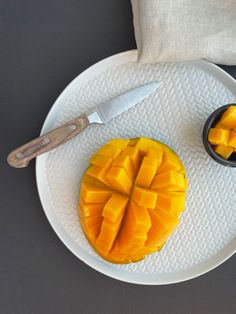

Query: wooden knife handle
<box><xmin>7</xmin><ymin>114</ymin><xmax>89</xmax><ymax>168</ymax></box>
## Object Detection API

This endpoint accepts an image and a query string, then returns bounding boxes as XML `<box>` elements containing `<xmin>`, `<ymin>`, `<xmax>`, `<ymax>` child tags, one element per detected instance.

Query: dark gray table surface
<box><xmin>1</xmin><ymin>1</ymin><xmax>236</xmax><ymax>313</ymax></box>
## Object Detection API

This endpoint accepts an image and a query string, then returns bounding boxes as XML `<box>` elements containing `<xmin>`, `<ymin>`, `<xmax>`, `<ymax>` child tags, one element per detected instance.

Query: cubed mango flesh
<box><xmin>151</xmin><ymin>171</ymin><xmax>186</xmax><ymax>192</ymax></box>
<box><xmin>90</xmin><ymin>154</ymin><xmax>112</xmax><ymax>168</ymax></box>
<box><xmin>156</xmin><ymin>192</ymin><xmax>186</xmax><ymax>217</ymax></box>
<box><xmin>102</xmin><ymin>193</ymin><xmax>128</xmax><ymax>223</ymax></box>
<box><xmin>135</xmin><ymin>156</ymin><xmax>158</xmax><ymax>187</ymax></box>
<box><xmin>219</xmin><ymin>106</ymin><xmax>236</xmax><ymax>129</ymax></box>
<box><xmin>208</xmin><ymin>128</ymin><xmax>230</xmax><ymax>146</ymax></box>
<box><xmin>157</xmin><ymin>151</ymin><xmax>182</xmax><ymax>174</ymax></box>
<box><xmin>132</xmin><ymin>186</ymin><xmax>157</xmax><ymax>209</ymax></box>
<box><xmin>80</xmin><ymin>183</ymin><xmax>111</xmax><ymax>203</ymax></box>
<box><xmin>208</xmin><ymin>106</ymin><xmax>236</xmax><ymax>159</ymax></box>
<box><xmin>78</xmin><ymin>138</ymin><xmax>187</xmax><ymax>264</ymax></box>
<box><xmin>228</xmin><ymin>131</ymin><xmax>236</xmax><ymax>148</ymax></box>
<box><xmin>214</xmin><ymin>145</ymin><xmax>234</xmax><ymax>159</ymax></box>
<box><xmin>112</xmin><ymin>154</ymin><xmax>135</xmax><ymax>180</ymax></box>
<box><xmin>106</xmin><ymin>167</ymin><xmax>132</xmax><ymax>194</ymax></box>
<box><xmin>86</xmin><ymin>165</ymin><xmax>110</xmax><ymax>186</ymax></box>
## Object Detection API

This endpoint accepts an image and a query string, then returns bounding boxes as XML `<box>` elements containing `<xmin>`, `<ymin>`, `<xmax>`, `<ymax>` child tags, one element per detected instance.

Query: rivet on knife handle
<box><xmin>7</xmin><ymin>114</ymin><xmax>89</xmax><ymax>168</ymax></box>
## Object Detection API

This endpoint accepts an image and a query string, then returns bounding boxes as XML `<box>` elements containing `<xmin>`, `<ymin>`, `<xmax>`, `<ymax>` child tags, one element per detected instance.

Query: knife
<box><xmin>7</xmin><ymin>82</ymin><xmax>161</xmax><ymax>168</ymax></box>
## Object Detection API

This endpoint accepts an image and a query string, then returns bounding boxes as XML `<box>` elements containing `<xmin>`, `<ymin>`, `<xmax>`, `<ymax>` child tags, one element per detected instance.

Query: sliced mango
<box><xmin>207</xmin><ymin>106</ymin><xmax>236</xmax><ymax>160</ymax></box>
<box><xmin>96</xmin><ymin>214</ymin><xmax>124</xmax><ymax>255</ymax></box>
<box><xmin>98</xmin><ymin>144</ymin><xmax>121</xmax><ymax>159</ymax></box>
<box><xmin>86</xmin><ymin>165</ymin><xmax>110</xmax><ymax>186</ymax></box>
<box><xmin>90</xmin><ymin>154</ymin><xmax>112</xmax><ymax>168</ymax></box>
<box><xmin>82</xmin><ymin>174</ymin><xmax>108</xmax><ymax>189</ymax></box>
<box><xmin>228</xmin><ymin>131</ymin><xmax>236</xmax><ymax>148</ymax></box>
<box><xmin>156</xmin><ymin>192</ymin><xmax>186</xmax><ymax>217</ymax></box>
<box><xmin>106</xmin><ymin>167</ymin><xmax>132</xmax><ymax>194</ymax></box>
<box><xmin>79</xmin><ymin>199</ymin><xmax>104</xmax><ymax>217</ymax></box>
<box><xmin>112</xmin><ymin>154</ymin><xmax>135</xmax><ymax>181</ymax></box>
<box><xmin>80</xmin><ymin>213</ymin><xmax>102</xmax><ymax>229</ymax></box>
<box><xmin>147</xmin><ymin>148</ymin><xmax>163</xmax><ymax>167</ymax></box>
<box><xmin>215</xmin><ymin>144</ymin><xmax>234</xmax><ymax>159</ymax></box>
<box><xmin>219</xmin><ymin>106</ymin><xmax>236</xmax><ymax>129</ymax></box>
<box><xmin>135</xmin><ymin>156</ymin><xmax>158</xmax><ymax>187</ymax></box>
<box><xmin>84</xmin><ymin>222</ymin><xmax>103</xmax><ymax>241</ymax></box>
<box><xmin>214</xmin><ymin>122</ymin><xmax>231</xmax><ymax>131</ymax></box>
<box><xmin>118</xmin><ymin>201</ymin><xmax>151</xmax><ymax>254</ymax></box>
<box><xmin>208</xmin><ymin>128</ymin><xmax>230</xmax><ymax>146</ymax></box>
<box><xmin>120</xmin><ymin>146</ymin><xmax>140</xmax><ymax>172</ymax></box>
<box><xmin>132</xmin><ymin>186</ymin><xmax>157</xmax><ymax>209</ymax></box>
<box><xmin>151</xmin><ymin>171</ymin><xmax>186</xmax><ymax>192</ymax></box>
<box><xmin>135</xmin><ymin>137</ymin><xmax>154</xmax><ymax>154</ymax></box>
<box><xmin>102</xmin><ymin>193</ymin><xmax>129</xmax><ymax>223</ymax></box>
<box><xmin>80</xmin><ymin>183</ymin><xmax>111</xmax><ymax>203</ymax></box>
<box><xmin>157</xmin><ymin>151</ymin><xmax>182</xmax><ymax>174</ymax></box>
<box><xmin>78</xmin><ymin>137</ymin><xmax>187</xmax><ymax>264</ymax></box>
<box><xmin>135</xmin><ymin>137</ymin><xmax>164</xmax><ymax>153</ymax></box>
<box><xmin>146</xmin><ymin>208</ymin><xmax>178</xmax><ymax>247</ymax></box>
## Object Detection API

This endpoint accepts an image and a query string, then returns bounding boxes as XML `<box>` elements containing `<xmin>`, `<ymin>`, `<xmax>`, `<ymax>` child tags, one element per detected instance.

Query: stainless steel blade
<box><xmin>87</xmin><ymin>82</ymin><xmax>161</xmax><ymax>124</ymax></box>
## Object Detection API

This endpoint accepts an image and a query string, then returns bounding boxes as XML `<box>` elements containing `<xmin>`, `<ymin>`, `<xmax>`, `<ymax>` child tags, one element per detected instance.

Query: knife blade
<box><xmin>87</xmin><ymin>82</ymin><xmax>161</xmax><ymax>124</ymax></box>
<box><xmin>7</xmin><ymin>82</ymin><xmax>161</xmax><ymax>168</ymax></box>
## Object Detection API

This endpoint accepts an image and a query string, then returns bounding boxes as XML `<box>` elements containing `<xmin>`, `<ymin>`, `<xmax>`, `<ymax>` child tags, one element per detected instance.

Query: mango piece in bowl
<box><xmin>208</xmin><ymin>106</ymin><xmax>236</xmax><ymax>159</ymax></box>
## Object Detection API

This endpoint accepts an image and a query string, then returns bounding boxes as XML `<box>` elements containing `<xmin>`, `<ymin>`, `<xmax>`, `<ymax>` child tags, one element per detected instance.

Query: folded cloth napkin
<box><xmin>131</xmin><ymin>0</ymin><xmax>236</xmax><ymax>65</ymax></box>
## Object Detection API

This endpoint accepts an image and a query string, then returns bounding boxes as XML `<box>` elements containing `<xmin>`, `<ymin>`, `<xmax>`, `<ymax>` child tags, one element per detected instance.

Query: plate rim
<box><xmin>36</xmin><ymin>50</ymin><xmax>236</xmax><ymax>285</ymax></box>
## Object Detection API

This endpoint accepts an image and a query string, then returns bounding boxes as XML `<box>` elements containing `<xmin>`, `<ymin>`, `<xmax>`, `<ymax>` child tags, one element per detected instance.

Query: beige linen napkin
<box><xmin>131</xmin><ymin>0</ymin><xmax>236</xmax><ymax>65</ymax></box>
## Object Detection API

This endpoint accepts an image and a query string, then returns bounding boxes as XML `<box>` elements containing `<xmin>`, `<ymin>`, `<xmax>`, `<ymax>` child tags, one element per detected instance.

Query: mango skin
<box><xmin>78</xmin><ymin>138</ymin><xmax>188</xmax><ymax>264</ymax></box>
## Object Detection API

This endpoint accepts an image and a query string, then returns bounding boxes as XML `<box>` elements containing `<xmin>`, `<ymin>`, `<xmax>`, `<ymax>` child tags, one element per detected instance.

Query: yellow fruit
<box><xmin>135</xmin><ymin>156</ymin><xmax>159</xmax><ymax>187</ymax></box>
<box><xmin>208</xmin><ymin>128</ymin><xmax>230</xmax><ymax>146</ymax></box>
<box><xmin>218</xmin><ymin>106</ymin><xmax>236</xmax><ymax>129</ymax></box>
<box><xmin>151</xmin><ymin>171</ymin><xmax>186</xmax><ymax>192</ymax></box>
<box><xmin>214</xmin><ymin>145</ymin><xmax>234</xmax><ymax>159</ymax></box>
<box><xmin>208</xmin><ymin>106</ymin><xmax>236</xmax><ymax>159</ymax></box>
<box><xmin>228</xmin><ymin>131</ymin><xmax>236</xmax><ymax>148</ymax></box>
<box><xmin>78</xmin><ymin>138</ymin><xmax>188</xmax><ymax>264</ymax></box>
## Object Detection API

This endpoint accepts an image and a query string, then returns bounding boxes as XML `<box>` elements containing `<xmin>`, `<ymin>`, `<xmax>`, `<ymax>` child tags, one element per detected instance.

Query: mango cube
<box><xmin>132</xmin><ymin>186</ymin><xmax>157</xmax><ymax>209</ymax></box>
<box><xmin>208</xmin><ymin>128</ymin><xmax>230</xmax><ymax>146</ymax></box>
<box><xmin>146</xmin><ymin>208</ymin><xmax>178</xmax><ymax>247</ymax></box>
<box><xmin>147</xmin><ymin>148</ymin><xmax>163</xmax><ymax>167</ymax></box>
<box><xmin>98</xmin><ymin>144</ymin><xmax>121</xmax><ymax>159</ymax></box>
<box><xmin>135</xmin><ymin>156</ymin><xmax>158</xmax><ymax>187</ymax></box>
<box><xmin>96</xmin><ymin>215</ymin><xmax>124</xmax><ymax>255</ymax></box>
<box><xmin>79</xmin><ymin>199</ymin><xmax>104</xmax><ymax>217</ymax></box>
<box><xmin>90</xmin><ymin>154</ymin><xmax>112</xmax><ymax>168</ymax></box>
<box><xmin>120</xmin><ymin>146</ymin><xmax>140</xmax><ymax>171</ymax></box>
<box><xmin>80</xmin><ymin>183</ymin><xmax>111</xmax><ymax>203</ymax></box>
<box><xmin>214</xmin><ymin>122</ymin><xmax>231</xmax><ymax>130</ymax></box>
<box><xmin>228</xmin><ymin>131</ymin><xmax>236</xmax><ymax>148</ymax></box>
<box><xmin>157</xmin><ymin>151</ymin><xmax>182</xmax><ymax>174</ymax></box>
<box><xmin>102</xmin><ymin>193</ymin><xmax>128</xmax><ymax>223</ymax></box>
<box><xmin>214</xmin><ymin>145</ymin><xmax>234</xmax><ymax>159</ymax></box>
<box><xmin>156</xmin><ymin>192</ymin><xmax>186</xmax><ymax>217</ymax></box>
<box><xmin>106</xmin><ymin>166</ymin><xmax>132</xmax><ymax>194</ymax></box>
<box><xmin>112</xmin><ymin>154</ymin><xmax>135</xmax><ymax>180</ymax></box>
<box><xmin>151</xmin><ymin>171</ymin><xmax>186</xmax><ymax>191</ymax></box>
<box><xmin>219</xmin><ymin>106</ymin><xmax>236</xmax><ymax>129</ymax></box>
<box><xmin>86</xmin><ymin>165</ymin><xmax>110</xmax><ymax>186</ymax></box>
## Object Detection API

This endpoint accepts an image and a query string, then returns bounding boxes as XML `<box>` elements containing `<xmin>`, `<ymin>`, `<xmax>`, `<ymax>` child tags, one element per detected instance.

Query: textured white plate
<box><xmin>36</xmin><ymin>50</ymin><xmax>236</xmax><ymax>285</ymax></box>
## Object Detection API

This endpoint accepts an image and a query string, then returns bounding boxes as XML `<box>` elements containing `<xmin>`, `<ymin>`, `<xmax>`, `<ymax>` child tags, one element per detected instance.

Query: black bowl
<box><xmin>202</xmin><ymin>103</ymin><xmax>236</xmax><ymax>167</ymax></box>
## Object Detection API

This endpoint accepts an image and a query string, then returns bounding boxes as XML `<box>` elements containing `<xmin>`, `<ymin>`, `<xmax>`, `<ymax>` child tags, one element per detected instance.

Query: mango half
<box><xmin>78</xmin><ymin>138</ymin><xmax>188</xmax><ymax>264</ymax></box>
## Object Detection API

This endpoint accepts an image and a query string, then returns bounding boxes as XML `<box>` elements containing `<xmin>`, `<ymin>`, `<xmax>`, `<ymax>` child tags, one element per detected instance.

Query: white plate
<box><xmin>36</xmin><ymin>50</ymin><xmax>236</xmax><ymax>285</ymax></box>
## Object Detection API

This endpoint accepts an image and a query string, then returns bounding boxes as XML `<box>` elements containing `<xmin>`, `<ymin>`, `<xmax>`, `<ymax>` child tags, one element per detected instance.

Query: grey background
<box><xmin>1</xmin><ymin>0</ymin><xmax>235</xmax><ymax>313</ymax></box>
